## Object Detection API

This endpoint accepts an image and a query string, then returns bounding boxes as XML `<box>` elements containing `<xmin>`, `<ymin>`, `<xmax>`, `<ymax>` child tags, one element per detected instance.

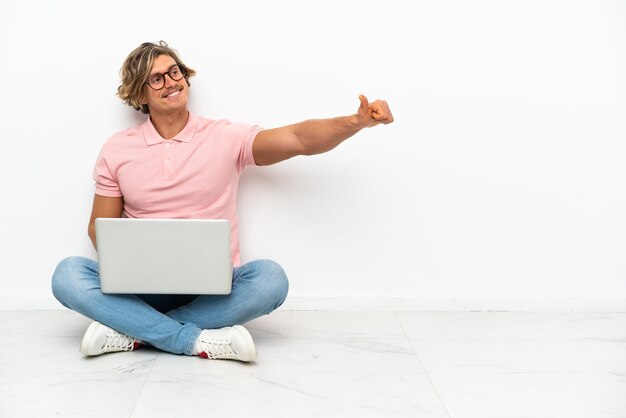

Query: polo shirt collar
<box><xmin>143</xmin><ymin>111</ymin><xmax>199</xmax><ymax>145</ymax></box>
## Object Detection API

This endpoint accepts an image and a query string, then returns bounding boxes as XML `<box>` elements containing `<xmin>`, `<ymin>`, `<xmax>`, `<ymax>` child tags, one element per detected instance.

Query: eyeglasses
<box><xmin>145</xmin><ymin>65</ymin><xmax>185</xmax><ymax>90</ymax></box>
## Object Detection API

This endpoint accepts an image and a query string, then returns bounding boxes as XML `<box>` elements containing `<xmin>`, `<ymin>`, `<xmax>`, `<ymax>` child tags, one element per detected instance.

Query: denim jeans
<box><xmin>51</xmin><ymin>256</ymin><xmax>289</xmax><ymax>355</ymax></box>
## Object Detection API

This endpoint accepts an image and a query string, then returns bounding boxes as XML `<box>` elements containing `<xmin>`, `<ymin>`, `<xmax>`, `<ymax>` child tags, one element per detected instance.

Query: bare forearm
<box><xmin>88</xmin><ymin>225</ymin><xmax>97</xmax><ymax>250</ymax></box>
<box><xmin>86</xmin><ymin>195</ymin><xmax>124</xmax><ymax>251</ymax></box>
<box><xmin>291</xmin><ymin>115</ymin><xmax>362</xmax><ymax>156</ymax></box>
<box><xmin>252</xmin><ymin>95</ymin><xmax>393</xmax><ymax>165</ymax></box>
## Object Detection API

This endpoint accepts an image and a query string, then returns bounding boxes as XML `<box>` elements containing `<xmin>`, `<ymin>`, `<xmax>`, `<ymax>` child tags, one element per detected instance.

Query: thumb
<box><xmin>358</xmin><ymin>94</ymin><xmax>369</xmax><ymax>111</ymax></box>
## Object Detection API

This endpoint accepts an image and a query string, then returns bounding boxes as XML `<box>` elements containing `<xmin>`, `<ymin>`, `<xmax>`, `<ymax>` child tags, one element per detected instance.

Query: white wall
<box><xmin>1</xmin><ymin>0</ymin><xmax>625</xmax><ymax>310</ymax></box>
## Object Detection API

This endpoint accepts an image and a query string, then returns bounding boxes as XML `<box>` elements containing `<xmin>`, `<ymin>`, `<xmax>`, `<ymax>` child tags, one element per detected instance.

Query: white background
<box><xmin>1</xmin><ymin>0</ymin><xmax>625</xmax><ymax>310</ymax></box>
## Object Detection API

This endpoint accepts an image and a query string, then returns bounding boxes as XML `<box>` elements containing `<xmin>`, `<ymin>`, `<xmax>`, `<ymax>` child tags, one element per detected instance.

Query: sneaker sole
<box><xmin>79</xmin><ymin>321</ymin><xmax>103</xmax><ymax>356</ymax></box>
<box><xmin>232</xmin><ymin>325</ymin><xmax>258</xmax><ymax>362</ymax></box>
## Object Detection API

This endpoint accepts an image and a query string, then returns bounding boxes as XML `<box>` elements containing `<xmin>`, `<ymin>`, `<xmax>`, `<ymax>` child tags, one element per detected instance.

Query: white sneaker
<box><xmin>194</xmin><ymin>325</ymin><xmax>257</xmax><ymax>362</ymax></box>
<box><xmin>80</xmin><ymin>321</ymin><xmax>141</xmax><ymax>356</ymax></box>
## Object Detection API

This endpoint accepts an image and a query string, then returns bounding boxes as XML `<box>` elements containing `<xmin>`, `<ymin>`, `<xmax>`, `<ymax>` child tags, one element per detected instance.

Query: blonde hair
<box><xmin>117</xmin><ymin>41</ymin><xmax>196</xmax><ymax>114</ymax></box>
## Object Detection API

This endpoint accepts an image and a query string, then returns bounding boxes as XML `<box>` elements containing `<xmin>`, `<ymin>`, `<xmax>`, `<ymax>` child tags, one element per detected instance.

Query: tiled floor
<box><xmin>1</xmin><ymin>310</ymin><xmax>625</xmax><ymax>418</ymax></box>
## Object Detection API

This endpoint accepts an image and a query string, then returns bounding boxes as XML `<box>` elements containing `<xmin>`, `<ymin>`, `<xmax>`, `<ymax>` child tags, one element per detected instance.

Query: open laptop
<box><xmin>95</xmin><ymin>218</ymin><xmax>232</xmax><ymax>294</ymax></box>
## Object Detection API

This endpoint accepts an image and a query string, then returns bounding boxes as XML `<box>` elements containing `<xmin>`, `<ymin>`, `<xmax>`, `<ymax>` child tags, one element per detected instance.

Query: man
<box><xmin>51</xmin><ymin>41</ymin><xmax>393</xmax><ymax>362</ymax></box>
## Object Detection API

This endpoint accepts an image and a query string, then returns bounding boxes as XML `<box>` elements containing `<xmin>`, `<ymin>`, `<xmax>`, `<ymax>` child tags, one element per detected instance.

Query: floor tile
<box><xmin>248</xmin><ymin>310</ymin><xmax>410</xmax><ymax>338</ymax></box>
<box><xmin>612</xmin><ymin>313</ymin><xmax>626</xmax><ymax>326</ymax></box>
<box><xmin>0</xmin><ymin>311</ymin><xmax>157</xmax><ymax>418</ymax></box>
<box><xmin>404</xmin><ymin>337</ymin><xmax>626</xmax><ymax>373</ymax></box>
<box><xmin>396</xmin><ymin>312</ymin><xmax>626</xmax><ymax>339</ymax></box>
<box><xmin>246</xmin><ymin>311</ymin><xmax>426</xmax><ymax>373</ymax></box>
<box><xmin>429</xmin><ymin>372</ymin><xmax>626</xmax><ymax>418</ymax></box>
<box><xmin>131</xmin><ymin>354</ymin><xmax>449</xmax><ymax>418</ymax></box>
<box><xmin>397</xmin><ymin>312</ymin><xmax>626</xmax><ymax>373</ymax></box>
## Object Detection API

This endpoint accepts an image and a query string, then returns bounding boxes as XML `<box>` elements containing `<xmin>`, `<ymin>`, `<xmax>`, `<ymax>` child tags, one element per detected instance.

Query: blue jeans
<box><xmin>51</xmin><ymin>256</ymin><xmax>289</xmax><ymax>355</ymax></box>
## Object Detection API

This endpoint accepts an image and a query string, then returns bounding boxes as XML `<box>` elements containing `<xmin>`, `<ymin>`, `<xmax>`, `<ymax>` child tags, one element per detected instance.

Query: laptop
<box><xmin>95</xmin><ymin>218</ymin><xmax>233</xmax><ymax>294</ymax></box>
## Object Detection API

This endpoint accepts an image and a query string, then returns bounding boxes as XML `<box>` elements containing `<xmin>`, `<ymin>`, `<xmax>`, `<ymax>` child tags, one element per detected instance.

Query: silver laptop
<box><xmin>95</xmin><ymin>218</ymin><xmax>232</xmax><ymax>294</ymax></box>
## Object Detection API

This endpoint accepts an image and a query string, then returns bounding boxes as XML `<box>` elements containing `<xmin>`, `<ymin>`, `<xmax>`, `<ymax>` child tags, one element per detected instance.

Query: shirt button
<box><xmin>166</xmin><ymin>159</ymin><xmax>170</xmax><ymax>163</ymax></box>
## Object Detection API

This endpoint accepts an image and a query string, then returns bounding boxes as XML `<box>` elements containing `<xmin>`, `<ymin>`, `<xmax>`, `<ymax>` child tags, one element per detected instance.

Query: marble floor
<box><xmin>0</xmin><ymin>310</ymin><xmax>625</xmax><ymax>418</ymax></box>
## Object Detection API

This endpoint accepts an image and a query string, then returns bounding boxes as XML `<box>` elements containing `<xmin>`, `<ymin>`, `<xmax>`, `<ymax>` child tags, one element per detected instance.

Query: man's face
<box><xmin>141</xmin><ymin>54</ymin><xmax>189</xmax><ymax>114</ymax></box>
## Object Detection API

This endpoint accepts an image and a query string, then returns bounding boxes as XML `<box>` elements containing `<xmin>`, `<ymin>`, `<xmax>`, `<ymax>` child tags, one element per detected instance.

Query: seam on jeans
<box><xmin>185</xmin><ymin>326</ymin><xmax>202</xmax><ymax>355</ymax></box>
<box><xmin>233</xmin><ymin>263</ymin><xmax>248</xmax><ymax>284</ymax></box>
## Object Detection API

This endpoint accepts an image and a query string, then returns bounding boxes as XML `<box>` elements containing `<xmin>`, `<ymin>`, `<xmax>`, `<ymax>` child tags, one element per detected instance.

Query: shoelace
<box><xmin>198</xmin><ymin>336</ymin><xmax>237</xmax><ymax>359</ymax></box>
<box><xmin>103</xmin><ymin>329</ymin><xmax>136</xmax><ymax>352</ymax></box>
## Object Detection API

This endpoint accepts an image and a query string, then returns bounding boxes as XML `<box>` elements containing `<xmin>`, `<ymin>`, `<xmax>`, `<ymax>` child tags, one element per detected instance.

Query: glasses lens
<box><xmin>169</xmin><ymin>66</ymin><xmax>184</xmax><ymax>81</ymax></box>
<box><xmin>148</xmin><ymin>75</ymin><xmax>164</xmax><ymax>89</ymax></box>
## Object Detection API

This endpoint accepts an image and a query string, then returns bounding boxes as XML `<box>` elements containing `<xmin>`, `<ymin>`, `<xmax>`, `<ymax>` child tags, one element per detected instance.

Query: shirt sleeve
<box><xmin>236</xmin><ymin>124</ymin><xmax>264</xmax><ymax>173</ymax></box>
<box><xmin>92</xmin><ymin>147</ymin><xmax>123</xmax><ymax>197</ymax></box>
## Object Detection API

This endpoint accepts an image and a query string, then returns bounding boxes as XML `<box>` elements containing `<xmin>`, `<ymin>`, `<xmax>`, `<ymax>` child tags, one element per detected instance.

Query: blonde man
<box><xmin>52</xmin><ymin>41</ymin><xmax>394</xmax><ymax>362</ymax></box>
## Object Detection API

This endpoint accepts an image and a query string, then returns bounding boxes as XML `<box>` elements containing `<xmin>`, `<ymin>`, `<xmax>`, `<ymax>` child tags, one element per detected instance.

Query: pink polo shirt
<box><xmin>93</xmin><ymin>111</ymin><xmax>262</xmax><ymax>266</ymax></box>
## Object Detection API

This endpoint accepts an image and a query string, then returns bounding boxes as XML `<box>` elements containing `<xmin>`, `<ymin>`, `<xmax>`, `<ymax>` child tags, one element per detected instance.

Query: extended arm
<box><xmin>252</xmin><ymin>95</ymin><xmax>393</xmax><ymax>166</ymax></box>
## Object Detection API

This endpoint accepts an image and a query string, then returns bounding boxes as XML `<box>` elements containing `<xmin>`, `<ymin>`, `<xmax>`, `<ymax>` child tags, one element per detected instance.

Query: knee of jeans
<box><xmin>51</xmin><ymin>256</ymin><xmax>89</xmax><ymax>302</ymax></box>
<box><xmin>258</xmin><ymin>259</ymin><xmax>289</xmax><ymax>308</ymax></box>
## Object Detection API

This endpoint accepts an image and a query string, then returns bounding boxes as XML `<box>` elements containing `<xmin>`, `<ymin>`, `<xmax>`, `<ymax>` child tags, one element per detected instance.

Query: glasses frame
<box><xmin>144</xmin><ymin>64</ymin><xmax>186</xmax><ymax>90</ymax></box>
